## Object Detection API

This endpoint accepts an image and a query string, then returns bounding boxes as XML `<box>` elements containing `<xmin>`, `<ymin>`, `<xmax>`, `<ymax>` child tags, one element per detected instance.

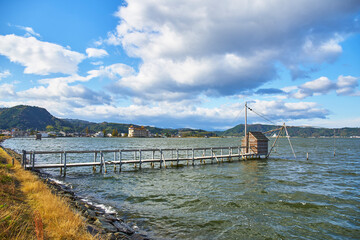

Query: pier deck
<box><xmin>21</xmin><ymin>146</ymin><xmax>264</xmax><ymax>176</ymax></box>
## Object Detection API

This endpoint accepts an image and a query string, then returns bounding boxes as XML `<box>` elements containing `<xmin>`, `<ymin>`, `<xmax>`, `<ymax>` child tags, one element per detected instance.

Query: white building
<box><xmin>94</xmin><ymin>131</ymin><xmax>104</xmax><ymax>137</ymax></box>
<box><xmin>128</xmin><ymin>126</ymin><xmax>149</xmax><ymax>137</ymax></box>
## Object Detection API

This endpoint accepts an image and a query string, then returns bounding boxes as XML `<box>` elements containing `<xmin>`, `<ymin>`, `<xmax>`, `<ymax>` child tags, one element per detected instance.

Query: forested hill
<box><xmin>0</xmin><ymin>105</ymin><xmax>359</xmax><ymax>137</ymax></box>
<box><xmin>0</xmin><ymin>105</ymin><xmax>72</xmax><ymax>130</ymax></box>
<box><xmin>220</xmin><ymin>124</ymin><xmax>360</xmax><ymax>138</ymax></box>
<box><xmin>0</xmin><ymin>105</ymin><xmax>180</xmax><ymax>136</ymax></box>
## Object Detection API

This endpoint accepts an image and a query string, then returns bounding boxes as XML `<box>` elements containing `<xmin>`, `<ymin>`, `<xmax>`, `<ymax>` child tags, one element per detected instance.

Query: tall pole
<box><xmin>245</xmin><ymin>102</ymin><xmax>248</xmax><ymax>153</ymax></box>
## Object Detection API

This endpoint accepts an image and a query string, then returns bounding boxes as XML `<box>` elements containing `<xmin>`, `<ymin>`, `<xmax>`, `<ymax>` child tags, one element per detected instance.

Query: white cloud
<box><xmin>20</xmin><ymin>26</ymin><xmax>41</xmax><ymax>38</ymax></box>
<box><xmin>37</xmin><ymin>73</ymin><xmax>95</xmax><ymax>84</ymax></box>
<box><xmin>0</xmin><ymin>70</ymin><xmax>11</xmax><ymax>80</ymax></box>
<box><xmin>336</xmin><ymin>75</ymin><xmax>360</xmax><ymax>96</ymax></box>
<box><xmin>291</xmin><ymin>77</ymin><xmax>336</xmax><ymax>99</ymax></box>
<box><xmin>86</xmin><ymin>48</ymin><xmax>109</xmax><ymax>58</ymax></box>
<box><xmin>9</xmin><ymin>24</ymin><xmax>41</xmax><ymax>37</ymax></box>
<box><xmin>103</xmin><ymin>0</ymin><xmax>360</xmax><ymax>100</ymax></box>
<box><xmin>114</xmin><ymin>51</ymin><xmax>276</xmax><ymax>101</ymax></box>
<box><xmin>289</xmin><ymin>75</ymin><xmax>360</xmax><ymax>99</ymax></box>
<box><xmin>247</xmin><ymin>100</ymin><xmax>329</xmax><ymax>121</ymax></box>
<box><xmin>91</xmin><ymin>61</ymin><xmax>104</xmax><ymax>66</ymax></box>
<box><xmin>91</xmin><ymin>63</ymin><xmax>135</xmax><ymax>79</ymax></box>
<box><xmin>0</xmin><ymin>34</ymin><xmax>85</xmax><ymax>75</ymax></box>
<box><xmin>16</xmin><ymin>79</ymin><xmax>111</xmax><ymax>107</ymax></box>
<box><xmin>53</xmin><ymin>99</ymin><xmax>329</xmax><ymax>129</ymax></box>
<box><xmin>302</xmin><ymin>36</ymin><xmax>343</xmax><ymax>63</ymax></box>
<box><xmin>0</xmin><ymin>83</ymin><xmax>15</xmax><ymax>97</ymax></box>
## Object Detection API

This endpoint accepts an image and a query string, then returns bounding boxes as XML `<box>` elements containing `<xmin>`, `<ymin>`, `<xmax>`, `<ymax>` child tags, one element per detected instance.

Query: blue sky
<box><xmin>0</xmin><ymin>0</ymin><xmax>359</xmax><ymax>130</ymax></box>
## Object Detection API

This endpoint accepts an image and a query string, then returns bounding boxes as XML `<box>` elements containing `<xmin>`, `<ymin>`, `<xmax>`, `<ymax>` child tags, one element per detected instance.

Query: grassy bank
<box><xmin>0</xmin><ymin>138</ymin><xmax>94</xmax><ymax>239</ymax></box>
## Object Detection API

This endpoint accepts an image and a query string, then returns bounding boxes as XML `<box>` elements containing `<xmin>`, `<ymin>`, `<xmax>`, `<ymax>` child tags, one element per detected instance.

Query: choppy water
<box><xmin>3</xmin><ymin>137</ymin><xmax>360</xmax><ymax>239</ymax></box>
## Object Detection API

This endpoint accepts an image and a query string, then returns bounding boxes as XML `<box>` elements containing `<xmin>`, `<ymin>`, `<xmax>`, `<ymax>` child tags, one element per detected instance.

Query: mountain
<box><xmin>220</xmin><ymin>123</ymin><xmax>360</xmax><ymax>138</ymax></box>
<box><xmin>1</xmin><ymin>105</ymin><xmax>359</xmax><ymax>137</ymax></box>
<box><xmin>0</xmin><ymin>105</ymin><xmax>179</xmax><ymax>135</ymax></box>
<box><xmin>0</xmin><ymin>105</ymin><xmax>72</xmax><ymax>130</ymax></box>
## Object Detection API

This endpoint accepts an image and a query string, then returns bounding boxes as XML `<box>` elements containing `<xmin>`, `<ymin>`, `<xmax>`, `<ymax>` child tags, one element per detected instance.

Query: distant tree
<box><xmin>46</xmin><ymin>125</ymin><xmax>54</xmax><ymax>132</ymax></box>
<box><xmin>85</xmin><ymin>127</ymin><xmax>89</xmax><ymax>136</ymax></box>
<box><xmin>102</xmin><ymin>129</ymin><xmax>106</xmax><ymax>137</ymax></box>
<box><xmin>63</xmin><ymin>127</ymin><xmax>71</xmax><ymax>133</ymax></box>
<box><xmin>112</xmin><ymin>129</ymin><xmax>118</xmax><ymax>137</ymax></box>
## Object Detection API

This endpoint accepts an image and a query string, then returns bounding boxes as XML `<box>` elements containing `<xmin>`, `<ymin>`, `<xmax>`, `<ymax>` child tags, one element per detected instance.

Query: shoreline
<box><xmin>2</xmin><ymin>145</ymin><xmax>150</xmax><ymax>240</ymax></box>
<box><xmin>36</xmin><ymin>170</ymin><xmax>149</xmax><ymax>240</ymax></box>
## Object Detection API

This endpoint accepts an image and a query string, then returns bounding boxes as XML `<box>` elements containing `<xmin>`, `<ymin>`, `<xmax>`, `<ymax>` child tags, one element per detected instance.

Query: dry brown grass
<box><xmin>0</xmin><ymin>150</ymin><xmax>36</xmax><ymax>239</ymax></box>
<box><xmin>0</xmin><ymin>147</ymin><xmax>95</xmax><ymax>240</ymax></box>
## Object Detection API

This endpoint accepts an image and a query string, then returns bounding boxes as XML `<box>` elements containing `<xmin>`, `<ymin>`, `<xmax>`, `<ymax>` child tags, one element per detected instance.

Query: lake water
<box><xmin>3</xmin><ymin>137</ymin><xmax>360</xmax><ymax>239</ymax></box>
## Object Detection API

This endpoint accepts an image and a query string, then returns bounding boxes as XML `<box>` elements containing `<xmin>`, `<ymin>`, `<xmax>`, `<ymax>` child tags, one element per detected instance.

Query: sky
<box><xmin>0</xmin><ymin>0</ymin><xmax>359</xmax><ymax>130</ymax></box>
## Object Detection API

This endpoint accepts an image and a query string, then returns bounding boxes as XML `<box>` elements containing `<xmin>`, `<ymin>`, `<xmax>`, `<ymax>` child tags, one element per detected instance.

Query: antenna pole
<box><xmin>245</xmin><ymin>102</ymin><xmax>248</xmax><ymax>153</ymax></box>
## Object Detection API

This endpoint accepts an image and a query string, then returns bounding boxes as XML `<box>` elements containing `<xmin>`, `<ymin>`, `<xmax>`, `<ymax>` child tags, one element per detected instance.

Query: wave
<box><xmin>80</xmin><ymin>197</ymin><xmax>117</xmax><ymax>214</ymax></box>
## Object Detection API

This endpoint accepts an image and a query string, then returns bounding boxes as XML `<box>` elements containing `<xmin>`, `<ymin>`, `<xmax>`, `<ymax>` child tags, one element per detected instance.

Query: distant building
<box><xmin>59</xmin><ymin>131</ymin><xmax>67</xmax><ymax>137</ymax></box>
<box><xmin>40</xmin><ymin>132</ymin><xmax>49</xmax><ymax>138</ymax></box>
<box><xmin>1</xmin><ymin>130</ymin><xmax>11</xmax><ymax>136</ymax></box>
<box><xmin>11</xmin><ymin>128</ymin><xmax>27</xmax><ymax>137</ymax></box>
<box><xmin>128</xmin><ymin>126</ymin><xmax>149</xmax><ymax>137</ymax></box>
<box><xmin>93</xmin><ymin>131</ymin><xmax>104</xmax><ymax>137</ymax></box>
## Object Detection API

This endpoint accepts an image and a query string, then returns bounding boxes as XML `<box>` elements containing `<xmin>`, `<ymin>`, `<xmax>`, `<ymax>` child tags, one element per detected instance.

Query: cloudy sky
<box><xmin>0</xmin><ymin>0</ymin><xmax>359</xmax><ymax>130</ymax></box>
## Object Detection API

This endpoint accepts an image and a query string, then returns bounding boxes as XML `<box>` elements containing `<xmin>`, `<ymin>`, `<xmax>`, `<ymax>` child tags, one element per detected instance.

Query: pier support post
<box><xmin>103</xmin><ymin>152</ymin><xmax>107</xmax><ymax>173</ymax></box>
<box><xmin>221</xmin><ymin>149</ymin><xmax>223</xmax><ymax>163</ymax></box>
<box><xmin>176</xmin><ymin>149</ymin><xmax>179</xmax><ymax>166</ymax></box>
<box><xmin>151</xmin><ymin>150</ymin><xmax>154</xmax><ymax>168</ymax></box>
<box><xmin>306</xmin><ymin>152</ymin><xmax>309</xmax><ymax>160</ymax></box>
<box><xmin>162</xmin><ymin>150</ymin><xmax>167</xmax><ymax>168</ymax></box>
<box><xmin>93</xmin><ymin>152</ymin><xmax>97</xmax><ymax>173</ymax></box>
<box><xmin>60</xmin><ymin>153</ymin><xmax>63</xmax><ymax>175</ymax></box>
<box><xmin>139</xmin><ymin>150</ymin><xmax>142</xmax><ymax>169</ymax></box>
<box><xmin>160</xmin><ymin>149</ymin><xmax>162</xmax><ymax>168</ymax></box>
<box><xmin>192</xmin><ymin>148</ymin><xmax>195</xmax><ymax>166</ymax></box>
<box><xmin>228</xmin><ymin>147</ymin><xmax>231</xmax><ymax>162</ymax></box>
<box><xmin>31</xmin><ymin>151</ymin><xmax>35</xmax><ymax>170</ymax></box>
<box><xmin>99</xmin><ymin>151</ymin><xmax>103</xmax><ymax>173</ymax></box>
<box><xmin>22</xmin><ymin>150</ymin><xmax>26</xmax><ymax>169</ymax></box>
<box><xmin>119</xmin><ymin>150</ymin><xmax>122</xmax><ymax>172</ymax></box>
<box><xmin>63</xmin><ymin>152</ymin><xmax>67</xmax><ymax>177</ymax></box>
<box><xmin>114</xmin><ymin>152</ymin><xmax>117</xmax><ymax>172</ymax></box>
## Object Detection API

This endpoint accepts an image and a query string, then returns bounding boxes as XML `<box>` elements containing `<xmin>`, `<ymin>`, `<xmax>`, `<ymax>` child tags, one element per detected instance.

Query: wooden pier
<box><xmin>21</xmin><ymin>146</ymin><xmax>264</xmax><ymax>176</ymax></box>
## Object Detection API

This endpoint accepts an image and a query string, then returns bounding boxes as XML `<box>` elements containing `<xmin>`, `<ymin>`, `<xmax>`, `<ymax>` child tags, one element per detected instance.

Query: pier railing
<box><xmin>21</xmin><ymin>146</ymin><xmax>263</xmax><ymax>176</ymax></box>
